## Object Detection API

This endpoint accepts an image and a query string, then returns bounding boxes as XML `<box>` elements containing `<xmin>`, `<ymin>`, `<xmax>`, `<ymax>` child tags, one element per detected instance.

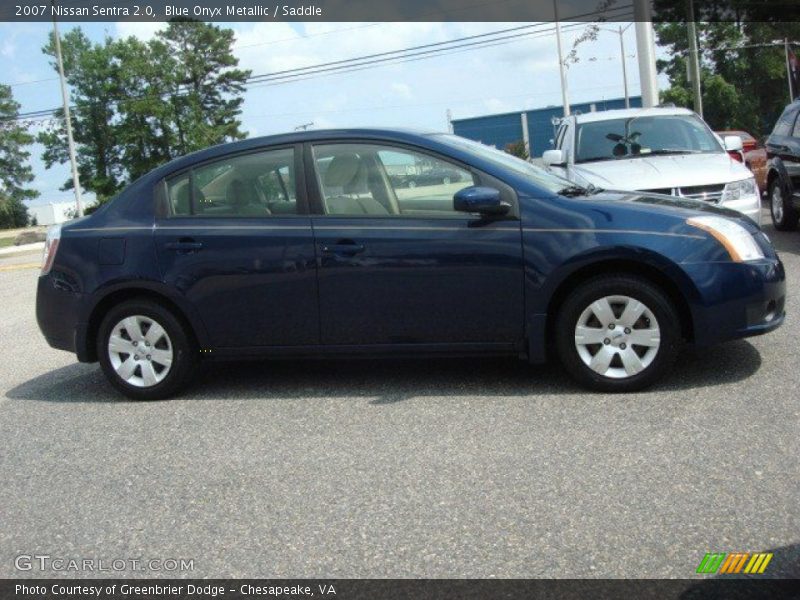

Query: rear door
<box><xmin>154</xmin><ymin>145</ymin><xmax>319</xmax><ymax>349</ymax></box>
<box><xmin>306</xmin><ymin>141</ymin><xmax>524</xmax><ymax>349</ymax></box>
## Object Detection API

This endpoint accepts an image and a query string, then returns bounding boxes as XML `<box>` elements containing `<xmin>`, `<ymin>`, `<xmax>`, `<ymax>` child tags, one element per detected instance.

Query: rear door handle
<box><xmin>321</xmin><ymin>240</ymin><xmax>365</xmax><ymax>256</ymax></box>
<box><xmin>165</xmin><ymin>239</ymin><xmax>203</xmax><ymax>253</ymax></box>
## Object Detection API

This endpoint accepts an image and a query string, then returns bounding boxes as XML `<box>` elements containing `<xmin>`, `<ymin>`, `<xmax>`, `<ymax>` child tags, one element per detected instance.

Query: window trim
<box><xmin>158</xmin><ymin>144</ymin><xmax>308</xmax><ymax>219</ymax></box>
<box><xmin>302</xmin><ymin>139</ymin><xmax>518</xmax><ymax>220</ymax></box>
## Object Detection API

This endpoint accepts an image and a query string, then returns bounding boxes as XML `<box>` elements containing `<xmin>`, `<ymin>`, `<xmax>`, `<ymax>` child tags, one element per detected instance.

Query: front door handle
<box><xmin>165</xmin><ymin>238</ymin><xmax>203</xmax><ymax>253</ymax></box>
<box><xmin>321</xmin><ymin>240</ymin><xmax>365</xmax><ymax>256</ymax></box>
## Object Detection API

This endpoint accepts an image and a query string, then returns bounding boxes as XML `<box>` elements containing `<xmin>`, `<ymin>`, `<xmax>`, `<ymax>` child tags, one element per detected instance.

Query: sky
<box><xmin>0</xmin><ymin>20</ymin><xmax>665</xmax><ymax>207</ymax></box>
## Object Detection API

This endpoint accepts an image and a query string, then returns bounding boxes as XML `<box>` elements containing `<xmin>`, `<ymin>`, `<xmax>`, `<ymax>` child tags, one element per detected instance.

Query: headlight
<box><xmin>721</xmin><ymin>178</ymin><xmax>757</xmax><ymax>202</ymax></box>
<box><xmin>686</xmin><ymin>216</ymin><xmax>764</xmax><ymax>262</ymax></box>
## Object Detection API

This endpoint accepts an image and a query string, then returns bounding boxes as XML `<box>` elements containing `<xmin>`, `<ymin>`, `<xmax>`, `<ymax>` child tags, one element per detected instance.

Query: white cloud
<box><xmin>1</xmin><ymin>38</ymin><xmax>15</xmax><ymax>58</ymax></box>
<box><xmin>390</xmin><ymin>82</ymin><xmax>413</xmax><ymax>100</ymax></box>
<box><xmin>114</xmin><ymin>21</ymin><xmax>164</xmax><ymax>41</ymax></box>
<box><xmin>483</xmin><ymin>98</ymin><xmax>511</xmax><ymax>113</ymax></box>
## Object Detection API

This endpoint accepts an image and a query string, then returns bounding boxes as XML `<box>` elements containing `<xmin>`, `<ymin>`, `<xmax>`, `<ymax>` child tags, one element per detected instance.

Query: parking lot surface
<box><xmin>1</xmin><ymin>217</ymin><xmax>798</xmax><ymax>579</ymax></box>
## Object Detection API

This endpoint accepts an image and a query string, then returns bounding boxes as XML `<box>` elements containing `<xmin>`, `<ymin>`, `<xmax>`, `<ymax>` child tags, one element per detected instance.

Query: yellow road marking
<box><xmin>0</xmin><ymin>262</ymin><xmax>39</xmax><ymax>272</ymax></box>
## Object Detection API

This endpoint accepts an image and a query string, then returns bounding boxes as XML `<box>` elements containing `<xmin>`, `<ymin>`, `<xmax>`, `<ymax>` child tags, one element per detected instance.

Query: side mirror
<box><xmin>542</xmin><ymin>149</ymin><xmax>564</xmax><ymax>166</ymax></box>
<box><xmin>724</xmin><ymin>135</ymin><xmax>743</xmax><ymax>152</ymax></box>
<box><xmin>454</xmin><ymin>186</ymin><xmax>509</xmax><ymax>216</ymax></box>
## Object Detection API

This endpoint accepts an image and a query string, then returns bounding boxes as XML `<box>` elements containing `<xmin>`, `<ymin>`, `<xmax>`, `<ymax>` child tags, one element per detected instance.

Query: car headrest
<box><xmin>226</xmin><ymin>179</ymin><xmax>249</xmax><ymax>207</ymax></box>
<box><xmin>324</xmin><ymin>154</ymin><xmax>361</xmax><ymax>188</ymax></box>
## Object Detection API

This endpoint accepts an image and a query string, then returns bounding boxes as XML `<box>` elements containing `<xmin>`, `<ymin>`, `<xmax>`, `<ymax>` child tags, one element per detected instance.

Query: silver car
<box><xmin>542</xmin><ymin>107</ymin><xmax>761</xmax><ymax>224</ymax></box>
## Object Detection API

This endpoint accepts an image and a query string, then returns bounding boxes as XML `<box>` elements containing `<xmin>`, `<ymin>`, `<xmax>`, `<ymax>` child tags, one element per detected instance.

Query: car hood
<box><xmin>580</xmin><ymin>190</ymin><xmax>758</xmax><ymax>232</ymax></box>
<box><xmin>571</xmin><ymin>152</ymin><xmax>752</xmax><ymax>190</ymax></box>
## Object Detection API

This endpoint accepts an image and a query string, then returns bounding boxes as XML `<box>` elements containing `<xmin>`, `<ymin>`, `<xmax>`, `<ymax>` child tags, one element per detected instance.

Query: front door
<box><xmin>307</xmin><ymin>141</ymin><xmax>524</xmax><ymax>348</ymax></box>
<box><xmin>154</xmin><ymin>145</ymin><xmax>318</xmax><ymax>348</ymax></box>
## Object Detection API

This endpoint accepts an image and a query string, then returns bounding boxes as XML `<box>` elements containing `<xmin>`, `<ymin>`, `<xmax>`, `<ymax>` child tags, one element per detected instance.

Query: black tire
<box><xmin>769</xmin><ymin>176</ymin><xmax>799</xmax><ymax>231</ymax></box>
<box><xmin>97</xmin><ymin>299</ymin><xmax>199</xmax><ymax>400</ymax></box>
<box><xmin>555</xmin><ymin>275</ymin><xmax>681</xmax><ymax>393</ymax></box>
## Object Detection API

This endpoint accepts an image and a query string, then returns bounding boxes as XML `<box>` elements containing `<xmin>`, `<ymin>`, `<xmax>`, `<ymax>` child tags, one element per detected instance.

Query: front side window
<box><xmin>575</xmin><ymin>114</ymin><xmax>723</xmax><ymax>163</ymax></box>
<box><xmin>435</xmin><ymin>134</ymin><xmax>573</xmax><ymax>194</ymax></box>
<box><xmin>165</xmin><ymin>147</ymin><xmax>297</xmax><ymax>217</ymax></box>
<box><xmin>312</xmin><ymin>143</ymin><xmax>475</xmax><ymax>217</ymax></box>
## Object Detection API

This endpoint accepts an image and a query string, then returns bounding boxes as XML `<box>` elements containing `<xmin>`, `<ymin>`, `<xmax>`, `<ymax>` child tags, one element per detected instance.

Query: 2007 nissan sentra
<box><xmin>36</xmin><ymin>129</ymin><xmax>786</xmax><ymax>399</ymax></box>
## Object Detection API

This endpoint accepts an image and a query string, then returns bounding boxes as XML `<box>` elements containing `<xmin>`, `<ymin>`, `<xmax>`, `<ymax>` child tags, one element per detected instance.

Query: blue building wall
<box><xmin>452</xmin><ymin>96</ymin><xmax>643</xmax><ymax>159</ymax></box>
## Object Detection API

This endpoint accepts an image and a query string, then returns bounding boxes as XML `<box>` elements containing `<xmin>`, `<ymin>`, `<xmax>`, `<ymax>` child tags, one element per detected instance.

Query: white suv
<box><xmin>542</xmin><ymin>107</ymin><xmax>761</xmax><ymax>224</ymax></box>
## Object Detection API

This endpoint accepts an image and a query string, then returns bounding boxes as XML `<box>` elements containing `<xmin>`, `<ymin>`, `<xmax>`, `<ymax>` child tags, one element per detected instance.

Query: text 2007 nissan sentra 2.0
<box><xmin>36</xmin><ymin>129</ymin><xmax>785</xmax><ymax>399</ymax></box>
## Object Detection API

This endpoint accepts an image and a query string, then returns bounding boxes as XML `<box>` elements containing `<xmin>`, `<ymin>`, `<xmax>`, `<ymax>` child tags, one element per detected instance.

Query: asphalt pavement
<box><xmin>0</xmin><ymin>217</ymin><xmax>797</xmax><ymax>579</ymax></box>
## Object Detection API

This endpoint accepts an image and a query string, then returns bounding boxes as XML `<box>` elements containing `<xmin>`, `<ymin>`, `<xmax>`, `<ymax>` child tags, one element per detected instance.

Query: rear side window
<box><xmin>772</xmin><ymin>106</ymin><xmax>799</xmax><ymax>137</ymax></box>
<box><xmin>164</xmin><ymin>147</ymin><xmax>297</xmax><ymax>217</ymax></box>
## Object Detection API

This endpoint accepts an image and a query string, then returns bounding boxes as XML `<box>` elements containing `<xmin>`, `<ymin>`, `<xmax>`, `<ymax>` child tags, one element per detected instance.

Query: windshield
<box><xmin>435</xmin><ymin>133</ymin><xmax>573</xmax><ymax>194</ymax></box>
<box><xmin>574</xmin><ymin>114</ymin><xmax>723</xmax><ymax>163</ymax></box>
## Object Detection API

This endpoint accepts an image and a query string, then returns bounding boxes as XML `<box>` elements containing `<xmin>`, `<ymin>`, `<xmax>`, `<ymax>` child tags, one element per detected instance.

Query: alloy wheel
<box><xmin>107</xmin><ymin>315</ymin><xmax>173</xmax><ymax>388</ymax></box>
<box><xmin>574</xmin><ymin>295</ymin><xmax>661</xmax><ymax>379</ymax></box>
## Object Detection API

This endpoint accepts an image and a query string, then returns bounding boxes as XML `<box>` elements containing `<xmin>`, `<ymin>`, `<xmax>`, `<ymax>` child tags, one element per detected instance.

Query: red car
<box><xmin>716</xmin><ymin>130</ymin><xmax>767</xmax><ymax>195</ymax></box>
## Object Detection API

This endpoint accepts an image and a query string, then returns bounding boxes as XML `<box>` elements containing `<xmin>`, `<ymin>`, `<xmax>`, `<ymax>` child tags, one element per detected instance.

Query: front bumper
<box><xmin>683</xmin><ymin>259</ymin><xmax>785</xmax><ymax>346</ymax></box>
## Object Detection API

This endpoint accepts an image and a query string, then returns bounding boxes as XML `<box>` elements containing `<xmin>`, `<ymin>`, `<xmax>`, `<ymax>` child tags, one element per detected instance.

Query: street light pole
<box><xmin>686</xmin><ymin>0</ymin><xmax>704</xmax><ymax>117</ymax></box>
<box><xmin>619</xmin><ymin>25</ymin><xmax>631</xmax><ymax>108</ymax></box>
<box><xmin>553</xmin><ymin>0</ymin><xmax>570</xmax><ymax>116</ymax></box>
<box><xmin>52</xmin><ymin>0</ymin><xmax>83</xmax><ymax>218</ymax></box>
<box><xmin>601</xmin><ymin>24</ymin><xmax>634</xmax><ymax>108</ymax></box>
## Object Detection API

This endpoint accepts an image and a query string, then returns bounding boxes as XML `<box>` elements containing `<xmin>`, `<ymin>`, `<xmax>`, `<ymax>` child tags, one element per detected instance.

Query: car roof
<box><xmin>570</xmin><ymin>106</ymin><xmax>695</xmax><ymax>124</ymax></box>
<box><xmin>152</xmin><ymin>127</ymin><xmax>444</xmax><ymax>178</ymax></box>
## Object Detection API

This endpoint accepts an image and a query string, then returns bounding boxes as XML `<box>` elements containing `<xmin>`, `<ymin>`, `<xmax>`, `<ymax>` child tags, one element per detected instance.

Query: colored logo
<box><xmin>696</xmin><ymin>552</ymin><xmax>773</xmax><ymax>574</ymax></box>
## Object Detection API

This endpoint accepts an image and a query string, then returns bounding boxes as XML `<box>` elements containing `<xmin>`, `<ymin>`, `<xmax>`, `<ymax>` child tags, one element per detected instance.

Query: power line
<box><xmin>4</xmin><ymin>9</ymin><xmax>632</xmax><ymax>121</ymax></box>
<box><xmin>245</xmin><ymin>21</ymin><xmax>618</xmax><ymax>90</ymax></box>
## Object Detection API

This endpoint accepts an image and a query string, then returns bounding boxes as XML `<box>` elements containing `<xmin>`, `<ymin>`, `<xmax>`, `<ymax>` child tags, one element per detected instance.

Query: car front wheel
<box><xmin>769</xmin><ymin>177</ymin><xmax>798</xmax><ymax>231</ymax></box>
<box><xmin>97</xmin><ymin>299</ymin><xmax>198</xmax><ymax>400</ymax></box>
<box><xmin>555</xmin><ymin>275</ymin><xmax>681</xmax><ymax>392</ymax></box>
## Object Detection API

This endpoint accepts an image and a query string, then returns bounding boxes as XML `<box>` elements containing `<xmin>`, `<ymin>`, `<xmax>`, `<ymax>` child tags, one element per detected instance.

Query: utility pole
<box><xmin>601</xmin><ymin>24</ymin><xmax>633</xmax><ymax>108</ymax></box>
<box><xmin>633</xmin><ymin>0</ymin><xmax>659</xmax><ymax>107</ymax></box>
<box><xmin>52</xmin><ymin>0</ymin><xmax>83</xmax><ymax>218</ymax></box>
<box><xmin>686</xmin><ymin>0</ymin><xmax>703</xmax><ymax>117</ymax></box>
<box><xmin>553</xmin><ymin>0</ymin><xmax>570</xmax><ymax>116</ymax></box>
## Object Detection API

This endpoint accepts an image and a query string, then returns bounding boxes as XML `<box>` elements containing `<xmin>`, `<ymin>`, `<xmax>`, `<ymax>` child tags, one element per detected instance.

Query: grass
<box><xmin>0</xmin><ymin>237</ymin><xmax>16</xmax><ymax>249</ymax></box>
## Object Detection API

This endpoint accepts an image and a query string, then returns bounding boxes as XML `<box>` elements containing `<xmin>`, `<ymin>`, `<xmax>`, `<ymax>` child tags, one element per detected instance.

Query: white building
<box><xmin>28</xmin><ymin>202</ymin><xmax>76</xmax><ymax>226</ymax></box>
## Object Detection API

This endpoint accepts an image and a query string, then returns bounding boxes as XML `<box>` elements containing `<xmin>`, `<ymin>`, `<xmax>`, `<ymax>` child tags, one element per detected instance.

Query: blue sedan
<box><xmin>36</xmin><ymin>129</ymin><xmax>785</xmax><ymax>399</ymax></box>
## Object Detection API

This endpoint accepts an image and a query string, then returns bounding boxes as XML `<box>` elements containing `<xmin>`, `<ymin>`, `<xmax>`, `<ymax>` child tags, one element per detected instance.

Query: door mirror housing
<box><xmin>453</xmin><ymin>186</ymin><xmax>509</xmax><ymax>216</ymax></box>
<box><xmin>543</xmin><ymin>149</ymin><xmax>565</xmax><ymax>166</ymax></box>
<box><xmin>724</xmin><ymin>135</ymin><xmax>743</xmax><ymax>152</ymax></box>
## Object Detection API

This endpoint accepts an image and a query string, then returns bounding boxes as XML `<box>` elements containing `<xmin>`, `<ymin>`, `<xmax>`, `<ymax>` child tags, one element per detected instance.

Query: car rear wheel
<box><xmin>769</xmin><ymin>178</ymin><xmax>798</xmax><ymax>231</ymax></box>
<box><xmin>555</xmin><ymin>275</ymin><xmax>681</xmax><ymax>392</ymax></box>
<box><xmin>97</xmin><ymin>299</ymin><xmax>198</xmax><ymax>400</ymax></box>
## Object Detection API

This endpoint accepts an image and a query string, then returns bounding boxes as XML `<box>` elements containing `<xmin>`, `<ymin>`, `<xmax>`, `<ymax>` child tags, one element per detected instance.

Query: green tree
<box><xmin>505</xmin><ymin>140</ymin><xmax>530</xmax><ymax>160</ymax></box>
<box><xmin>0</xmin><ymin>84</ymin><xmax>37</xmax><ymax>228</ymax></box>
<box><xmin>656</xmin><ymin>20</ymin><xmax>800</xmax><ymax>135</ymax></box>
<box><xmin>157</xmin><ymin>20</ymin><xmax>251</xmax><ymax>155</ymax></box>
<box><xmin>38</xmin><ymin>20</ymin><xmax>251</xmax><ymax>201</ymax></box>
<box><xmin>39</xmin><ymin>29</ymin><xmax>122</xmax><ymax>202</ymax></box>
